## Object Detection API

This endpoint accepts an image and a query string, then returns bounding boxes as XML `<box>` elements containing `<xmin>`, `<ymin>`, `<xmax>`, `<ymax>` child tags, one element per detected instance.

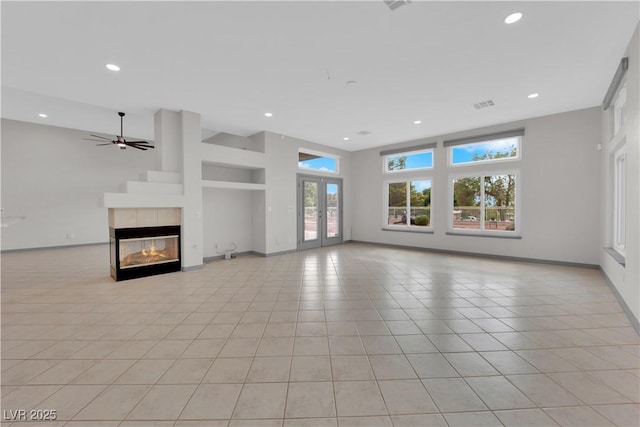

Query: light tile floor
<box><xmin>1</xmin><ymin>243</ymin><xmax>639</xmax><ymax>426</ymax></box>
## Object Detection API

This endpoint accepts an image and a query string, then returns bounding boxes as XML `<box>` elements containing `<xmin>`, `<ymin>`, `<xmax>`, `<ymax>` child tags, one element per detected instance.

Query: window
<box><xmin>386</xmin><ymin>179</ymin><xmax>432</xmax><ymax>229</ymax></box>
<box><xmin>299</xmin><ymin>149</ymin><xmax>339</xmax><ymax>174</ymax></box>
<box><xmin>445</xmin><ymin>129</ymin><xmax>523</xmax><ymax>237</ymax></box>
<box><xmin>613</xmin><ymin>145</ymin><xmax>626</xmax><ymax>256</ymax></box>
<box><xmin>451</xmin><ymin>173</ymin><xmax>518</xmax><ymax>234</ymax></box>
<box><xmin>613</xmin><ymin>83</ymin><xmax>627</xmax><ymax>137</ymax></box>
<box><xmin>450</xmin><ymin>136</ymin><xmax>520</xmax><ymax>166</ymax></box>
<box><xmin>444</xmin><ymin>129</ymin><xmax>523</xmax><ymax>167</ymax></box>
<box><xmin>383</xmin><ymin>147</ymin><xmax>434</xmax><ymax>173</ymax></box>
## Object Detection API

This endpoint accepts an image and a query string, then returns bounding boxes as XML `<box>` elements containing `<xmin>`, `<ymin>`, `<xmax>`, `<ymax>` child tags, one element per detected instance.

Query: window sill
<box><xmin>604</xmin><ymin>247</ymin><xmax>626</xmax><ymax>267</ymax></box>
<box><xmin>446</xmin><ymin>231</ymin><xmax>521</xmax><ymax>239</ymax></box>
<box><xmin>382</xmin><ymin>227</ymin><xmax>434</xmax><ymax>234</ymax></box>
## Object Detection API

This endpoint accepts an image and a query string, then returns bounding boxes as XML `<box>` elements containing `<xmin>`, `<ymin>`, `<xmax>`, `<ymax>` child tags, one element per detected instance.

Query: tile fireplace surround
<box><xmin>109</xmin><ymin>208</ymin><xmax>181</xmax><ymax>230</ymax></box>
<box><xmin>1</xmin><ymin>243</ymin><xmax>638</xmax><ymax>426</ymax></box>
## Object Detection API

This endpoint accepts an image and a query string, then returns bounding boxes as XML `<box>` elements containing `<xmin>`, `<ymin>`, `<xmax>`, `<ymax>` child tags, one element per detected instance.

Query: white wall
<box><xmin>202</xmin><ymin>188</ymin><xmax>254</xmax><ymax>257</ymax></box>
<box><xmin>202</xmin><ymin>164</ymin><xmax>254</xmax><ymax>183</ymax></box>
<box><xmin>351</xmin><ymin>107</ymin><xmax>602</xmax><ymax>265</ymax></box>
<box><xmin>203</xmin><ymin>132</ymin><xmax>264</xmax><ymax>153</ymax></box>
<box><xmin>601</xmin><ymin>23</ymin><xmax>639</xmax><ymax>325</ymax></box>
<box><xmin>262</xmin><ymin>131</ymin><xmax>352</xmax><ymax>254</ymax></box>
<box><xmin>1</xmin><ymin>119</ymin><xmax>155</xmax><ymax>250</ymax></box>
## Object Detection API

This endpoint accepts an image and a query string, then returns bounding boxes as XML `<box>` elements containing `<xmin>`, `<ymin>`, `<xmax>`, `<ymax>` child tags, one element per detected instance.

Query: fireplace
<box><xmin>110</xmin><ymin>225</ymin><xmax>181</xmax><ymax>281</ymax></box>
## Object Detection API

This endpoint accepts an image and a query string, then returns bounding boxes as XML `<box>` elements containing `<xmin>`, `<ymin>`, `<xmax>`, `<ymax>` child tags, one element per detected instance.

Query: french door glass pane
<box><xmin>326</xmin><ymin>183</ymin><xmax>339</xmax><ymax>238</ymax></box>
<box><xmin>304</xmin><ymin>181</ymin><xmax>319</xmax><ymax>241</ymax></box>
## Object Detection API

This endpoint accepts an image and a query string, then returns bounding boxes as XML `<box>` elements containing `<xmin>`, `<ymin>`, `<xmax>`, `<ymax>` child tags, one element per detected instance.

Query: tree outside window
<box><xmin>388</xmin><ymin>180</ymin><xmax>431</xmax><ymax>228</ymax></box>
<box><xmin>452</xmin><ymin>174</ymin><xmax>516</xmax><ymax>232</ymax></box>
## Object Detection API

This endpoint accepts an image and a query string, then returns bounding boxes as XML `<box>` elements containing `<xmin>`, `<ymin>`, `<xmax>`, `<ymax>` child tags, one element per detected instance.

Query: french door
<box><xmin>297</xmin><ymin>175</ymin><xmax>343</xmax><ymax>250</ymax></box>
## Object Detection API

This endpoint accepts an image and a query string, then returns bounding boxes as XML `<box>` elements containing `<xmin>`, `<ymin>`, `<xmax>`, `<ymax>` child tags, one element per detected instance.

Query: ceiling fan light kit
<box><xmin>84</xmin><ymin>112</ymin><xmax>155</xmax><ymax>151</ymax></box>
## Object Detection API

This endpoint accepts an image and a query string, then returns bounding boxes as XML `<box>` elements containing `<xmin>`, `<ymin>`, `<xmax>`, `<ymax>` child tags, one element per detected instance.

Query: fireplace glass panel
<box><xmin>118</xmin><ymin>235</ymin><xmax>179</xmax><ymax>269</ymax></box>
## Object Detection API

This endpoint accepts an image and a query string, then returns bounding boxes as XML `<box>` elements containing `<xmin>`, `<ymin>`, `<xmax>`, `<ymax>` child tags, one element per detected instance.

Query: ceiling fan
<box><xmin>84</xmin><ymin>112</ymin><xmax>154</xmax><ymax>151</ymax></box>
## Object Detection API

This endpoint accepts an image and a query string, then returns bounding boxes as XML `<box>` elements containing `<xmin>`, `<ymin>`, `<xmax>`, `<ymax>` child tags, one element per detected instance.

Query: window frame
<box><xmin>612</xmin><ymin>143</ymin><xmax>626</xmax><ymax>257</ymax></box>
<box><xmin>298</xmin><ymin>148</ymin><xmax>340</xmax><ymax>175</ymax></box>
<box><xmin>383</xmin><ymin>148</ymin><xmax>434</xmax><ymax>174</ymax></box>
<box><xmin>448</xmin><ymin>136</ymin><xmax>522</xmax><ymax>167</ymax></box>
<box><xmin>447</xmin><ymin>169</ymin><xmax>521</xmax><ymax>237</ymax></box>
<box><xmin>612</xmin><ymin>82</ymin><xmax>627</xmax><ymax>138</ymax></box>
<box><xmin>383</xmin><ymin>177</ymin><xmax>433</xmax><ymax>232</ymax></box>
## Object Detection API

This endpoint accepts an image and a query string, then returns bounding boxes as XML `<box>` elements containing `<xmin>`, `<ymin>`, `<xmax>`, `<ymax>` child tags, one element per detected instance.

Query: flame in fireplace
<box><xmin>121</xmin><ymin>245</ymin><xmax>172</xmax><ymax>267</ymax></box>
<box><xmin>141</xmin><ymin>246</ymin><xmax>160</xmax><ymax>257</ymax></box>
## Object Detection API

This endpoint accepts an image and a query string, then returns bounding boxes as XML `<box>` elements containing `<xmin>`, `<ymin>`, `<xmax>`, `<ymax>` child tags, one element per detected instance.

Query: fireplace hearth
<box><xmin>110</xmin><ymin>225</ymin><xmax>181</xmax><ymax>281</ymax></box>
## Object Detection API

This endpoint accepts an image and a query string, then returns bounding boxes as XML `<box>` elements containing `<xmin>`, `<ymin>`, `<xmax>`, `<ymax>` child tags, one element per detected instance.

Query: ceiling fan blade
<box><xmin>89</xmin><ymin>134</ymin><xmax>113</xmax><ymax>141</ymax></box>
<box><xmin>84</xmin><ymin>138</ymin><xmax>114</xmax><ymax>143</ymax></box>
<box><xmin>85</xmin><ymin>113</ymin><xmax>153</xmax><ymax>153</ymax></box>
<box><xmin>127</xmin><ymin>143</ymin><xmax>154</xmax><ymax>148</ymax></box>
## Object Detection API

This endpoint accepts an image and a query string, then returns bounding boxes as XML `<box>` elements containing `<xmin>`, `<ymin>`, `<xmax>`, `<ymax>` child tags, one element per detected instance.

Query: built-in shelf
<box><xmin>201</xmin><ymin>180</ymin><xmax>266</xmax><ymax>191</ymax></box>
<box><xmin>200</xmin><ymin>143</ymin><xmax>265</xmax><ymax>170</ymax></box>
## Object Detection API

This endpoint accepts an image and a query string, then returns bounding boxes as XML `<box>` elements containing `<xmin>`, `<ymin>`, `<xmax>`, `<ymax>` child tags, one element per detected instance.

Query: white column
<box><xmin>154</xmin><ymin>109</ymin><xmax>183</xmax><ymax>173</ymax></box>
<box><xmin>180</xmin><ymin>110</ymin><xmax>204</xmax><ymax>270</ymax></box>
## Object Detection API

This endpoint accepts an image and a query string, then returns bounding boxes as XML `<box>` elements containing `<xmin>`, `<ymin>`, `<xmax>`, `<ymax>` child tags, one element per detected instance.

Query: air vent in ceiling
<box><xmin>357</xmin><ymin>130</ymin><xmax>372</xmax><ymax>136</ymax></box>
<box><xmin>474</xmin><ymin>100</ymin><xmax>495</xmax><ymax>109</ymax></box>
<box><xmin>384</xmin><ymin>0</ymin><xmax>411</xmax><ymax>11</ymax></box>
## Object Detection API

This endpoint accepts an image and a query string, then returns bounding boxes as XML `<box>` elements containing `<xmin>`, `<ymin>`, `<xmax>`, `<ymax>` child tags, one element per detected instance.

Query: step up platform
<box><xmin>139</xmin><ymin>170</ymin><xmax>182</xmax><ymax>184</ymax></box>
<box><xmin>122</xmin><ymin>181</ymin><xmax>184</xmax><ymax>195</ymax></box>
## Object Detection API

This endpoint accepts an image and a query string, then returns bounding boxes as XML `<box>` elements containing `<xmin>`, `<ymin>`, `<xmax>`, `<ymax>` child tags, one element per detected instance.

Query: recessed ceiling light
<box><xmin>38</xmin><ymin>113</ymin><xmax>48</xmax><ymax>118</ymax></box>
<box><xmin>106</xmin><ymin>63</ymin><xmax>120</xmax><ymax>71</ymax></box>
<box><xmin>505</xmin><ymin>12</ymin><xmax>522</xmax><ymax>24</ymax></box>
<box><xmin>343</xmin><ymin>137</ymin><xmax>350</xmax><ymax>141</ymax></box>
<box><xmin>413</xmin><ymin>120</ymin><xmax>422</xmax><ymax>125</ymax></box>
<box><xmin>264</xmin><ymin>112</ymin><xmax>273</xmax><ymax>117</ymax></box>
<box><xmin>528</xmin><ymin>93</ymin><xmax>539</xmax><ymax>99</ymax></box>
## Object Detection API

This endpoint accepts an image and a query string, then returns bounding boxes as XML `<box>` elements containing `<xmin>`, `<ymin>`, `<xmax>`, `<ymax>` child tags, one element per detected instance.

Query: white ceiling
<box><xmin>2</xmin><ymin>1</ymin><xmax>638</xmax><ymax>151</ymax></box>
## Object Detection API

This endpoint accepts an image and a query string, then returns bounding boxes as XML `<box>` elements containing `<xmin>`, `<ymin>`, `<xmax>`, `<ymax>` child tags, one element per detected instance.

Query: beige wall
<box><xmin>351</xmin><ymin>107</ymin><xmax>602</xmax><ymax>265</ymax></box>
<box><xmin>1</xmin><ymin>119</ymin><xmax>155</xmax><ymax>250</ymax></box>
